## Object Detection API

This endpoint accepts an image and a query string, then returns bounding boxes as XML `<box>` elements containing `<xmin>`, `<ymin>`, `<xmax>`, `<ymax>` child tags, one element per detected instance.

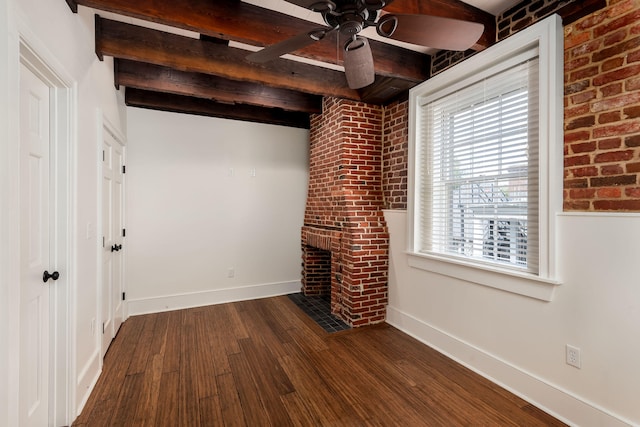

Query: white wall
<box><xmin>125</xmin><ymin>108</ymin><xmax>309</xmax><ymax>314</ymax></box>
<box><xmin>385</xmin><ymin>210</ymin><xmax>640</xmax><ymax>426</ymax></box>
<box><xmin>0</xmin><ymin>1</ymin><xmax>16</xmax><ymax>424</ymax></box>
<box><xmin>0</xmin><ymin>0</ymin><xmax>126</xmax><ymax>424</ymax></box>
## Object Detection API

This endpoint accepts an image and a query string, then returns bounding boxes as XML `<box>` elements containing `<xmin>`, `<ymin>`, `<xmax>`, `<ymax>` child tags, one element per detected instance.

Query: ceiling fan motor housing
<box><xmin>322</xmin><ymin>0</ymin><xmax>380</xmax><ymax>36</ymax></box>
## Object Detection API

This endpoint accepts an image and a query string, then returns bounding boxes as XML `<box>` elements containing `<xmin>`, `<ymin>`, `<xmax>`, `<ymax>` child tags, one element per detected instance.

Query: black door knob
<box><xmin>43</xmin><ymin>270</ymin><xmax>60</xmax><ymax>283</ymax></box>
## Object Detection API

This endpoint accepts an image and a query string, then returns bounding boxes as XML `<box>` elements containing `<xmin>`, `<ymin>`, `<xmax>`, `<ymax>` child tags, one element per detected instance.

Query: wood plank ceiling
<box><xmin>65</xmin><ymin>0</ymin><xmax>500</xmax><ymax>128</ymax></box>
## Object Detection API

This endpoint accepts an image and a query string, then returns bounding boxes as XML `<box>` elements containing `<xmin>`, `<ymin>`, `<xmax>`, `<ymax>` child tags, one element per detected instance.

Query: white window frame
<box><xmin>407</xmin><ymin>15</ymin><xmax>563</xmax><ymax>301</ymax></box>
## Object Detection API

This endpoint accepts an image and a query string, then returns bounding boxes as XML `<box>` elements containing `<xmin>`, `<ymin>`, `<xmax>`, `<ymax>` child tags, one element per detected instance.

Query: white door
<box><xmin>102</xmin><ymin>128</ymin><xmax>125</xmax><ymax>357</ymax></box>
<box><xmin>19</xmin><ymin>63</ymin><xmax>53</xmax><ymax>427</ymax></box>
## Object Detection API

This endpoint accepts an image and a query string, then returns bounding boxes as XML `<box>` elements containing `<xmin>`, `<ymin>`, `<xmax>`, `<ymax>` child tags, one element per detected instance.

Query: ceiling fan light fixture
<box><xmin>343</xmin><ymin>36</ymin><xmax>375</xmax><ymax>89</ymax></box>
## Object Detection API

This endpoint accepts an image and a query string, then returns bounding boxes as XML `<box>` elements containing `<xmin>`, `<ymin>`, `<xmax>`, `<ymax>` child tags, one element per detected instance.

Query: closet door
<box><xmin>102</xmin><ymin>127</ymin><xmax>125</xmax><ymax>357</ymax></box>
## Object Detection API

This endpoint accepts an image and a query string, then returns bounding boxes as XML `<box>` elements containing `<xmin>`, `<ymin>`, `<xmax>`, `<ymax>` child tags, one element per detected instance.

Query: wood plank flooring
<box><xmin>73</xmin><ymin>296</ymin><xmax>565</xmax><ymax>426</ymax></box>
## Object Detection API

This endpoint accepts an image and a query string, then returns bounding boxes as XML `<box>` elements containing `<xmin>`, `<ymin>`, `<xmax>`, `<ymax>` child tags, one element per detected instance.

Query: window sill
<box><xmin>406</xmin><ymin>252</ymin><xmax>560</xmax><ymax>301</ymax></box>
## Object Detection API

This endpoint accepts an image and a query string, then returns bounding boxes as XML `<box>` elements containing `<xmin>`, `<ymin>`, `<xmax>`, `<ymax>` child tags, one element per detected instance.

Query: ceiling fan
<box><xmin>246</xmin><ymin>0</ymin><xmax>485</xmax><ymax>89</ymax></box>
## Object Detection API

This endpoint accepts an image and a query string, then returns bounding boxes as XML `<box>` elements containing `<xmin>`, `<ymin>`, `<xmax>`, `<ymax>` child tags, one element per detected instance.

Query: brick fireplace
<box><xmin>301</xmin><ymin>97</ymin><xmax>389</xmax><ymax>327</ymax></box>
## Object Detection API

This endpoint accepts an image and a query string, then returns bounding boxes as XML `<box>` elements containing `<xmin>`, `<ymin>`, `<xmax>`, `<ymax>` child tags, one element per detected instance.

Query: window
<box><xmin>408</xmin><ymin>15</ymin><xmax>563</xmax><ymax>300</ymax></box>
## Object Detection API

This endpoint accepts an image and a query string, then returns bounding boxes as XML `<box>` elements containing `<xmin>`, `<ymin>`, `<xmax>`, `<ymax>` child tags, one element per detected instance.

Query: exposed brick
<box><xmin>570</xmin><ymin>90</ymin><xmax>597</xmax><ymax>104</ymax></box>
<box><xmin>565</xmin><ymin>56</ymin><xmax>591</xmax><ymax>72</ymax></box>
<box><xmin>600</xmin><ymin>164</ymin><xmax>624</xmax><ymax>175</ymax></box>
<box><xmin>593</xmin><ymin>199</ymin><xmax>640</xmax><ymax>210</ymax></box>
<box><xmin>598</xmin><ymin>137</ymin><xmax>622</xmax><ymax>149</ymax></box>
<box><xmin>599</xmin><ymin>111</ymin><xmax>622</xmax><ymax>123</ymax></box>
<box><xmin>565</xmin><ymin>103</ymin><xmax>591</xmax><ymax>118</ymax></box>
<box><xmin>565</xmin><ymin>130</ymin><xmax>592</xmax><ymax>143</ymax></box>
<box><xmin>629</xmin><ymin>48</ymin><xmax>640</xmax><ymax>63</ymax></box>
<box><xmin>571</xmin><ymin>166</ymin><xmax>599</xmax><ymax>177</ymax></box>
<box><xmin>592</xmin><ymin>91</ymin><xmax>640</xmax><ymax>112</ymax></box>
<box><xmin>570</xmin><ymin>141</ymin><xmax>597</xmax><ymax>153</ymax></box>
<box><xmin>513</xmin><ymin>16</ymin><xmax>533</xmax><ymax>32</ymax></box>
<box><xmin>593</xmin><ymin>64</ymin><xmax>640</xmax><ymax>86</ymax></box>
<box><xmin>594</xmin><ymin>150</ymin><xmax>635</xmax><ymax>163</ymax></box>
<box><xmin>625</xmin><ymin>135</ymin><xmax>640</xmax><ymax>147</ymax></box>
<box><xmin>625</xmin><ymin>187</ymin><xmax>640</xmax><ymax>197</ymax></box>
<box><xmin>590</xmin><ymin>175</ymin><xmax>637</xmax><ymax>187</ymax></box>
<box><xmin>571</xmin><ymin>40</ymin><xmax>603</xmax><ymax>58</ymax></box>
<box><xmin>594</xmin><ymin>10</ymin><xmax>640</xmax><ymax>39</ymax></box>
<box><xmin>596</xmin><ymin>187</ymin><xmax>622</xmax><ymax>198</ymax></box>
<box><xmin>607</xmin><ymin>0</ymin><xmax>636</xmax><ymax>18</ymax></box>
<box><xmin>564</xmin><ymin>200</ymin><xmax>591</xmax><ymax>210</ymax></box>
<box><xmin>564</xmin><ymin>178</ymin><xmax>589</xmax><ymax>188</ymax></box>
<box><xmin>600</xmin><ymin>82</ymin><xmax>623</xmax><ymax>97</ymax></box>
<box><xmin>626</xmin><ymin>76</ymin><xmax>640</xmax><ymax>91</ymax></box>
<box><xmin>565</xmin><ymin>80</ymin><xmax>591</xmax><ymax>95</ymax></box>
<box><xmin>533</xmin><ymin>3</ymin><xmax>558</xmax><ymax>20</ymax></box>
<box><xmin>593</xmin><ymin>121</ymin><xmax>640</xmax><ymax>138</ymax></box>
<box><xmin>624</xmin><ymin>106</ymin><xmax>640</xmax><ymax>118</ymax></box>
<box><xmin>569</xmin><ymin>188</ymin><xmax>596</xmax><ymax>199</ymax></box>
<box><xmin>566</xmin><ymin>115</ymin><xmax>596</xmax><ymax>130</ymax></box>
<box><xmin>304</xmin><ymin>98</ymin><xmax>388</xmax><ymax>327</ymax></box>
<box><xmin>627</xmin><ymin>162</ymin><xmax>640</xmax><ymax>173</ymax></box>
<box><xmin>602</xmin><ymin>57</ymin><xmax>625</xmax><ymax>71</ymax></box>
<box><xmin>575</xmin><ymin>11</ymin><xmax>608</xmax><ymax>31</ymax></box>
<box><xmin>604</xmin><ymin>29</ymin><xmax>628</xmax><ymax>47</ymax></box>
<box><xmin>565</xmin><ymin>155</ymin><xmax>592</xmax><ymax>167</ymax></box>
<box><xmin>565</xmin><ymin>31</ymin><xmax>591</xmax><ymax>49</ymax></box>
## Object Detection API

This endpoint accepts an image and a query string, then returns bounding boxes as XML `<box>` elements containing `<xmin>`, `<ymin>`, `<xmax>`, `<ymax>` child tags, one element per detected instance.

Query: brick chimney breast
<box><xmin>301</xmin><ymin>97</ymin><xmax>389</xmax><ymax>327</ymax></box>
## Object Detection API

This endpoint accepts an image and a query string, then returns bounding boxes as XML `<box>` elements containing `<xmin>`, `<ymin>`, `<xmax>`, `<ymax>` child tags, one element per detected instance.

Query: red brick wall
<box><xmin>564</xmin><ymin>0</ymin><xmax>640</xmax><ymax>210</ymax></box>
<box><xmin>380</xmin><ymin>0</ymin><xmax>640</xmax><ymax>213</ymax></box>
<box><xmin>382</xmin><ymin>100</ymin><xmax>409</xmax><ymax>210</ymax></box>
<box><xmin>303</xmin><ymin>98</ymin><xmax>388</xmax><ymax>327</ymax></box>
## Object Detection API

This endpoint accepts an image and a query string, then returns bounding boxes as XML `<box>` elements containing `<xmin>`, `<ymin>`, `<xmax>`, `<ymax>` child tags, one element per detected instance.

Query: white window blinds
<box><xmin>417</xmin><ymin>55</ymin><xmax>540</xmax><ymax>274</ymax></box>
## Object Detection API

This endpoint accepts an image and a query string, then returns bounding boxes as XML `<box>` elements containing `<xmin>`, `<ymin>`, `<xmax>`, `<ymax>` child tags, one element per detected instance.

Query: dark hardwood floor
<box><xmin>73</xmin><ymin>296</ymin><xmax>565</xmax><ymax>426</ymax></box>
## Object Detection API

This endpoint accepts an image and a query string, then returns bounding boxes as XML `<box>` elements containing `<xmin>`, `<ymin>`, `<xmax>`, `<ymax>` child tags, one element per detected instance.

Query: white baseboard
<box><xmin>127</xmin><ymin>280</ymin><xmax>302</xmax><ymax>316</ymax></box>
<box><xmin>75</xmin><ymin>349</ymin><xmax>101</xmax><ymax>418</ymax></box>
<box><xmin>386</xmin><ymin>306</ymin><xmax>634</xmax><ymax>427</ymax></box>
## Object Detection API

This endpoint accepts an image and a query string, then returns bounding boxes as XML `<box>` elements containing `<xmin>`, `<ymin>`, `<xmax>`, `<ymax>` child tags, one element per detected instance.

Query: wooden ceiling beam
<box><xmin>76</xmin><ymin>0</ymin><xmax>430</xmax><ymax>81</ymax></box>
<box><xmin>96</xmin><ymin>16</ymin><xmax>361</xmax><ymax>100</ymax></box>
<box><xmin>115</xmin><ymin>59</ymin><xmax>323</xmax><ymax>113</ymax></box>
<box><xmin>125</xmin><ymin>88</ymin><xmax>311</xmax><ymax>129</ymax></box>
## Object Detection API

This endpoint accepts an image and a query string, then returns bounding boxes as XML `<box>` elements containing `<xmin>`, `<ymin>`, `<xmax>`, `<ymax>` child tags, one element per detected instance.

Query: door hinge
<box><xmin>102</xmin><ymin>322</ymin><xmax>105</xmax><ymax>334</ymax></box>
<box><xmin>122</xmin><ymin>165</ymin><xmax>126</xmax><ymax>174</ymax></box>
<box><xmin>102</xmin><ymin>236</ymin><xmax>105</xmax><ymax>248</ymax></box>
<box><xmin>122</xmin><ymin>292</ymin><xmax>126</xmax><ymax>301</ymax></box>
<box><xmin>102</xmin><ymin>150</ymin><xmax>105</xmax><ymax>162</ymax></box>
<box><xmin>122</xmin><ymin>228</ymin><xmax>126</xmax><ymax>237</ymax></box>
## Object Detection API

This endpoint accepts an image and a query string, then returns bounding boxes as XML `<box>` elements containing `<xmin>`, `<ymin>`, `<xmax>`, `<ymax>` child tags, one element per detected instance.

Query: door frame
<box><xmin>17</xmin><ymin>31</ymin><xmax>76</xmax><ymax>427</ymax></box>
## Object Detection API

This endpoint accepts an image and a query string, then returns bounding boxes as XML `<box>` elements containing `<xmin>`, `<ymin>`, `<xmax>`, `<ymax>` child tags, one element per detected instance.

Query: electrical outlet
<box><xmin>566</xmin><ymin>344</ymin><xmax>581</xmax><ymax>368</ymax></box>
<box><xmin>228</xmin><ymin>268</ymin><xmax>235</xmax><ymax>278</ymax></box>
